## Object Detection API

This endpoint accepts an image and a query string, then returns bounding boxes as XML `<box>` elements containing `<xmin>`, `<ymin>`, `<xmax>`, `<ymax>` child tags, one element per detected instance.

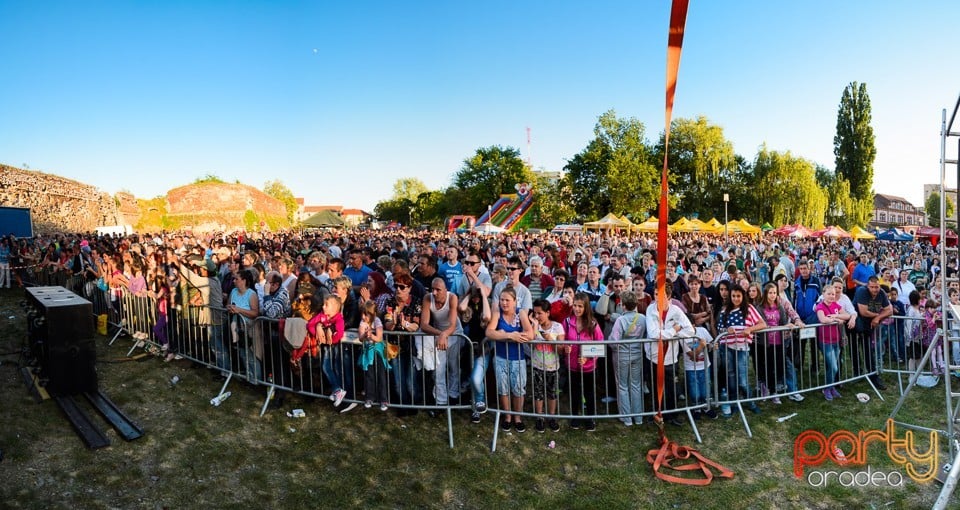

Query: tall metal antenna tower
<box><xmin>526</xmin><ymin>127</ymin><xmax>532</xmax><ymax>168</ymax></box>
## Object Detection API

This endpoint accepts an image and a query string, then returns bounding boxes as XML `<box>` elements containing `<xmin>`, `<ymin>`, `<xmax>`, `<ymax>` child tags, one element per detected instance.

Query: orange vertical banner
<box><xmin>648</xmin><ymin>0</ymin><xmax>735</xmax><ymax>485</ymax></box>
<box><xmin>655</xmin><ymin>0</ymin><xmax>689</xmax><ymax>429</ymax></box>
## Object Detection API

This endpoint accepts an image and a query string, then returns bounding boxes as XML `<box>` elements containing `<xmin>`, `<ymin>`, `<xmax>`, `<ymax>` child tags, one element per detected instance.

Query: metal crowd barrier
<box><xmin>18</xmin><ymin>271</ymin><xmax>910</xmax><ymax>451</ymax></box>
<box><xmin>875</xmin><ymin>315</ymin><xmax>945</xmax><ymax>393</ymax></box>
<box><xmin>484</xmin><ymin>336</ymin><xmax>714</xmax><ymax>452</ymax></box>
<box><xmin>714</xmin><ymin>321</ymin><xmax>885</xmax><ymax>438</ymax></box>
<box><xmin>97</xmin><ymin>288</ymin><xmax>476</xmax><ymax>448</ymax></box>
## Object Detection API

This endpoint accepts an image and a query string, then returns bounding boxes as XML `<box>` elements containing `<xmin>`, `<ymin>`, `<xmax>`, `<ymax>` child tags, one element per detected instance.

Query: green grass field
<box><xmin>0</xmin><ymin>286</ymin><xmax>951</xmax><ymax>509</ymax></box>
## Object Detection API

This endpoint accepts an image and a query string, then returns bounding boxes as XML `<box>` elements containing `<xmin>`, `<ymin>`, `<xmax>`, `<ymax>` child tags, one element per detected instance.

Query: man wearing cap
<box><xmin>179</xmin><ymin>255</ymin><xmax>227</xmax><ymax>378</ymax></box>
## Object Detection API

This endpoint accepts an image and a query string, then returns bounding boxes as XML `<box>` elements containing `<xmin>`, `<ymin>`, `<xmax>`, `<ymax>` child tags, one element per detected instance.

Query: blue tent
<box><xmin>877</xmin><ymin>228</ymin><xmax>913</xmax><ymax>242</ymax></box>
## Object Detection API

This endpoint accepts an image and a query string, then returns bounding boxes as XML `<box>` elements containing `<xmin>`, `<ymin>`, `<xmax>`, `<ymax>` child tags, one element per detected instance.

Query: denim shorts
<box><xmin>495</xmin><ymin>357</ymin><xmax>526</xmax><ymax>396</ymax></box>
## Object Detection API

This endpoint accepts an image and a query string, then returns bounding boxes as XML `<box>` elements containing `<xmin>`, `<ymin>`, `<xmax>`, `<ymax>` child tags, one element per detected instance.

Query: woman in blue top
<box><xmin>228</xmin><ymin>269</ymin><xmax>262</xmax><ymax>381</ymax></box>
<box><xmin>485</xmin><ymin>286</ymin><xmax>533</xmax><ymax>432</ymax></box>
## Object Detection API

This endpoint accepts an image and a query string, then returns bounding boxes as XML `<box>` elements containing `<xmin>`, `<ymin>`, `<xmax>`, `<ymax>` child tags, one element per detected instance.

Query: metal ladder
<box><xmin>932</xmin><ymin>100</ymin><xmax>960</xmax><ymax>510</ymax></box>
<box><xmin>889</xmin><ymin>102</ymin><xmax>960</xmax><ymax>510</ymax></box>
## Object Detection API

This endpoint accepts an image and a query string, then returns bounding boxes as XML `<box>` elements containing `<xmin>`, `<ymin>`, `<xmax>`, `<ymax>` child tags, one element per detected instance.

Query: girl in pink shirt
<box><xmin>816</xmin><ymin>286</ymin><xmax>850</xmax><ymax>400</ymax></box>
<box><xmin>561</xmin><ymin>292</ymin><xmax>603</xmax><ymax>431</ymax></box>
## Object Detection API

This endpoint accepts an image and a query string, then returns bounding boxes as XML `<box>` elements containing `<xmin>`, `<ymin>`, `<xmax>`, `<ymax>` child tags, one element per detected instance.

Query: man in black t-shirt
<box><xmin>853</xmin><ymin>276</ymin><xmax>892</xmax><ymax>390</ymax></box>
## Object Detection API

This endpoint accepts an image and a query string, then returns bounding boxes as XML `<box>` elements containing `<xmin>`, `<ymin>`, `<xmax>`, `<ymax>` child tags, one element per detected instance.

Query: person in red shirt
<box><xmin>845</xmin><ymin>251</ymin><xmax>858</xmax><ymax>300</ymax></box>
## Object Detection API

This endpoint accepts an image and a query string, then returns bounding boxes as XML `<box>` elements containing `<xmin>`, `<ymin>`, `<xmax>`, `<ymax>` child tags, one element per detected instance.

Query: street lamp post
<box><xmin>723</xmin><ymin>193</ymin><xmax>729</xmax><ymax>246</ymax></box>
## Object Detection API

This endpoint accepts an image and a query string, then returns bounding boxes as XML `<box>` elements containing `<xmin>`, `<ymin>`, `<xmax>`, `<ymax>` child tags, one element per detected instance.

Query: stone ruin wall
<box><xmin>0</xmin><ymin>164</ymin><xmax>122</xmax><ymax>234</ymax></box>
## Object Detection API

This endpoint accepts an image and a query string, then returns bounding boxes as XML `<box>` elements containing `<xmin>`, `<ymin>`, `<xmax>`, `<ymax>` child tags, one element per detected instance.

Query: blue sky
<box><xmin>1</xmin><ymin>1</ymin><xmax>958</xmax><ymax>214</ymax></box>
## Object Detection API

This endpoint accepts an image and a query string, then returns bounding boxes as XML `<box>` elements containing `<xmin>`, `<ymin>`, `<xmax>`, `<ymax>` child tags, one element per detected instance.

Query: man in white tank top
<box><xmin>421</xmin><ymin>277</ymin><xmax>464</xmax><ymax>406</ymax></box>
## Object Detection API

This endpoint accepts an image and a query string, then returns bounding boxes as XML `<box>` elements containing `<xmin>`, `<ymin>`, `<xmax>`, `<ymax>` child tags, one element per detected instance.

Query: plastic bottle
<box><xmin>210</xmin><ymin>391</ymin><xmax>232</xmax><ymax>406</ymax></box>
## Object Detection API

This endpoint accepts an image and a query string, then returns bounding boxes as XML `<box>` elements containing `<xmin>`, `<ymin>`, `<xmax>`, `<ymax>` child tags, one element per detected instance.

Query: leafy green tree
<box><xmin>453</xmin><ymin>146</ymin><xmax>532</xmax><ymax>215</ymax></box>
<box><xmin>392</xmin><ymin>178</ymin><xmax>429</xmax><ymax>203</ymax></box>
<box><xmin>925</xmin><ymin>191</ymin><xmax>955</xmax><ymax>227</ymax></box>
<box><xmin>834</xmin><ymin>82</ymin><xmax>876</xmax><ymax>226</ymax></box>
<box><xmin>814</xmin><ymin>165</ymin><xmax>857</xmax><ymax>228</ymax></box>
<box><xmin>656</xmin><ymin>116</ymin><xmax>737</xmax><ymax>218</ymax></box>
<box><xmin>752</xmin><ymin>145</ymin><xmax>827</xmax><ymax>227</ymax></box>
<box><xmin>564</xmin><ymin>138</ymin><xmax>612</xmax><ymax>218</ymax></box>
<box><xmin>374</xmin><ymin>198</ymin><xmax>415</xmax><ymax>225</ymax></box>
<box><xmin>720</xmin><ymin>154</ymin><xmax>758</xmax><ymax>224</ymax></box>
<box><xmin>565</xmin><ymin>110</ymin><xmax>658</xmax><ymax>219</ymax></box>
<box><xmin>416</xmin><ymin>190</ymin><xmax>450</xmax><ymax>227</ymax></box>
<box><xmin>263</xmin><ymin>179</ymin><xmax>298</xmax><ymax>223</ymax></box>
<box><xmin>531</xmin><ymin>174</ymin><xmax>577</xmax><ymax>227</ymax></box>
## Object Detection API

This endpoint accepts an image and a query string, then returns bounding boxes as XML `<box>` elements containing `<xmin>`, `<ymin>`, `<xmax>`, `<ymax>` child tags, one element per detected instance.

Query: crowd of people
<box><xmin>5</xmin><ymin>225</ymin><xmax>955</xmax><ymax>431</ymax></box>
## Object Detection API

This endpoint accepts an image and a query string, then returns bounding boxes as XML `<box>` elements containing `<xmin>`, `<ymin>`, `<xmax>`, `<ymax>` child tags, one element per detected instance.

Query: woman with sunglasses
<box><xmin>381</xmin><ymin>273</ymin><xmax>423</xmax><ymax>415</ymax></box>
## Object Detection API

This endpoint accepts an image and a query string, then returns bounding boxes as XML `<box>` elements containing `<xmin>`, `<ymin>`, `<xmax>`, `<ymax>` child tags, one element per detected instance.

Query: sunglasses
<box><xmin>463</xmin><ymin>260</ymin><xmax>480</xmax><ymax>266</ymax></box>
<box><xmin>507</xmin><ymin>267</ymin><xmax>520</xmax><ymax>271</ymax></box>
<box><xmin>395</xmin><ymin>284</ymin><xmax>409</xmax><ymax>290</ymax></box>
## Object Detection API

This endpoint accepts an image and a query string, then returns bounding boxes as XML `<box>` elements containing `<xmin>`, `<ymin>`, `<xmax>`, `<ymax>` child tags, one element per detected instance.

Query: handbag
<box><xmin>386</xmin><ymin>341</ymin><xmax>400</xmax><ymax>360</ymax></box>
<box><xmin>96</xmin><ymin>276</ymin><xmax>108</xmax><ymax>292</ymax></box>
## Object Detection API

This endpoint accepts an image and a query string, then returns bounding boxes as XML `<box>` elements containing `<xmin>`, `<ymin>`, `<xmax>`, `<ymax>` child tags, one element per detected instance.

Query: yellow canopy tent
<box><xmin>671</xmin><ymin>217</ymin><xmax>693</xmax><ymax>232</ymax></box>
<box><xmin>583</xmin><ymin>213</ymin><xmax>631</xmax><ymax>231</ymax></box>
<box><xmin>705</xmin><ymin>218</ymin><xmax>724</xmax><ymax>230</ymax></box>
<box><xmin>849</xmin><ymin>226</ymin><xmax>876</xmax><ymax>240</ymax></box>
<box><xmin>687</xmin><ymin>218</ymin><xmax>718</xmax><ymax>233</ymax></box>
<box><xmin>619</xmin><ymin>215</ymin><xmax>635</xmax><ymax>231</ymax></box>
<box><xmin>726</xmin><ymin>219</ymin><xmax>762</xmax><ymax>235</ymax></box>
<box><xmin>635</xmin><ymin>216</ymin><xmax>662</xmax><ymax>233</ymax></box>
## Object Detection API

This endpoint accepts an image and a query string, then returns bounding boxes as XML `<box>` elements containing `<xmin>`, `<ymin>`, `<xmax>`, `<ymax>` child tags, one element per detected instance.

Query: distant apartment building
<box><xmin>871</xmin><ymin>194</ymin><xmax>926</xmax><ymax>228</ymax></box>
<box><xmin>341</xmin><ymin>208</ymin><xmax>372</xmax><ymax>227</ymax></box>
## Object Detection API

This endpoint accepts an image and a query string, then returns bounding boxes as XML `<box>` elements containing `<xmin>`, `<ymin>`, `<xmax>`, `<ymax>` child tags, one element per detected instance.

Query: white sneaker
<box><xmin>787</xmin><ymin>393</ymin><xmax>805</xmax><ymax>402</ymax></box>
<box><xmin>333</xmin><ymin>389</ymin><xmax>346</xmax><ymax>407</ymax></box>
<box><xmin>339</xmin><ymin>402</ymin><xmax>359</xmax><ymax>414</ymax></box>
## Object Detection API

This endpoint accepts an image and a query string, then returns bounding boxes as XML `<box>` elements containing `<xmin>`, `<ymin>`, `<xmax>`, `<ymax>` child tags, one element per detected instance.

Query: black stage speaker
<box><xmin>25</xmin><ymin>286</ymin><xmax>97</xmax><ymax>395</ymax></box>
